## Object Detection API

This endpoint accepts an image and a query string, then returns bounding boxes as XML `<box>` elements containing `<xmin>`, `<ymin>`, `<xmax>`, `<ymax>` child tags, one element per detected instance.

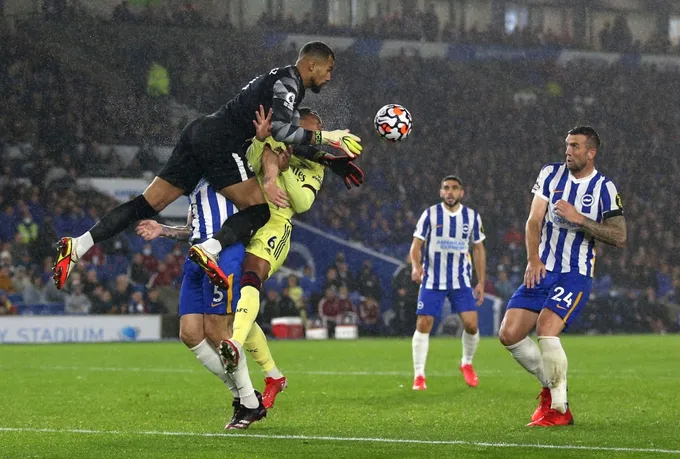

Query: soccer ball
<box><xmin>374</xmin><ymin>104</ymin><xmax>412</xmax><ymax>141</ymax></box>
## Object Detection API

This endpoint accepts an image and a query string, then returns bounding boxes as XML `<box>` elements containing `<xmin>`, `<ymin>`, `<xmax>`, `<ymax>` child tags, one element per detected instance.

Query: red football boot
<box><xmin>52</xmin><ymin>237</ymin><xmax>80</xmax><ymax>290</ymax></box>
<box><xmin>531</xmin><ymin>387</ymin><xmax>552</xmax><ymax>422</ymax></box>
<box><xmin>459</xmin><ymin>364</ymin><xmax>479</xmax><ymax>387</ymax></box>
<box><xmin>187</xmin><ymin>244</ymin><xmax>230</xmax><ymax>290</ymax></box>
<box><xmin>262</xmin><ymin>376</ymin><xmax>288</xmax><ymax>409</ymax></box>
<box><xmin>412</xmin><ymin>375</ymin><xmax>427</xmax><ymax>390</ymax></box>
<box><xmin>527</xmin><ymin>408</ymin><xmax>574</xmax><ymax>427</ymax></box>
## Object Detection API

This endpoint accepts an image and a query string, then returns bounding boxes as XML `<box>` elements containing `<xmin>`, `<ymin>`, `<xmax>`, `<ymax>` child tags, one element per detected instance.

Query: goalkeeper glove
<box><xmin>320</xmin><ymin>155</ymin><xmax>365</xmax><ymax>190</ymax></box>
<box><xmin>291</xmin><ymin>146</ymin><xmax>364</xmax><ymax>189</ymax></box>
<box><xmin>315</xmin><ymin>130</ymin><xmax>362</xmax><ymax>158</ymax></box>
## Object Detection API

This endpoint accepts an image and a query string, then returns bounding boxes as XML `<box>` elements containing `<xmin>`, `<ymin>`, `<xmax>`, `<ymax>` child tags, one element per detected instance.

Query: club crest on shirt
<box><xmin>580</xmin><ymin>194</ymin><xmax>594</xmax><ymax>207</ymax></box>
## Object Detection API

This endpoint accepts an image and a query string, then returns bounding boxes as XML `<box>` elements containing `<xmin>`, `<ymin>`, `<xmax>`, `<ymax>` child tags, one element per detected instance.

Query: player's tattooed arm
<box><xmin>136</xmin><ymin>210</ymin><xmax>192</xmax><ymax>242</ymax></box>
<box><xmin>160</xmin><ymin>224</ymin><xmax>192</xmax><ymax>241</ymax></box>
<box><xmin>580</xmin><ymin>215</ymin><xmax>627</xmax><ymax>248</ymax></box>
<box><xmin>555</xmin><ymin>199</ymin><xmax>627</xmax><ymax>248</ymax></box>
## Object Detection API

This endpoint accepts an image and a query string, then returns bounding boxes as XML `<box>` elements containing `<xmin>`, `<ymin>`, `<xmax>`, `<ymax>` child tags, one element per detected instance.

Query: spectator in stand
<box><xmin>285</xmin><ymin>275</ymin><xmax>305</xmax><ymax>312</ymax></box>
<box><xmin>0</xmin><ymin>206</ymin><xmax>18</xmax><ymax>243</ymax></box>
<box><xmin>16</xmin><ymin>210</ymin><xmax>38</xmax><ymax>245</ymax></box>
<box><xmin>23</xmin><ymin>272</ymin><xmax>48</xmax><ymax>304</ymax></box>
<box><xmin>493</xmin><ymin>269</ymin><xmax>515</xmax><ymax>301</ymax></box>
<box><xmin>259</xmin><ymin>288</ymin><xmax>299</xmax><ymax>335</ymax></box>
<box><xmin>111</xmin><ymin>274</ymin><xmax>133</xmax><ymax>313</ymax></box>
<box><xmin>0</xmin><ymin>289</ymin><xmax>18</xmax><ymax>315</ymax></box>
<box><xmin>64</xmin><ymin>282</ymin><xmax>91</xmax><ymax>314</ymax></box>
<box><xmin>356</xmin><ymin>259</ymin><xmax>381</xmax><ymax>301</ymax></box>
<box><xmin>337</xmin><ymin>285</ymin><xmax>357</xmax><ymax>319</ymax></box>
<box><xmin>129</xmin><ymin>253</ymin><xmax>151</xmax><ymax>286</ymax></box>
<box><xmin>359</xmin><ymin>296</ymin><xmax>380</xmax><ymax>336</ymax></box>
<box><xmin>324</xmin><ymin>266</ymin><xmax>342</xmax><ymax>291</ymax></box>
<box><xmin>259</xmin><ymin>288</ymin><xmax>281</xmax><ymax>335</ymax></box>
<box><xmin>82</xmin><ymin>268</ymin><xmax>100</xmax><ymax>297</ymax></box>
<box><xmin>140</xmin><ymin>243</ymin><xmax>158</xmax><ymax>273</ymax></box>
<box><xmin>126</xmin><ymin>290</ymin><xmax>146</xmax><ymax>314</ymax></box>
<box><xmin>91</xmin><ymin>288</ymin><xmax>114</xmax><ymax>314</ymax></box>
<box><xmin>0</xmin><ymin>265</ymin><xmax>14</xmax><ymax>293</ymax></box>
<box><xmin>392</xmin><ymin>256</ymin><xmax>419</xmax><ymax>335</ymax></box>
<box><xmin>11</xmin><ymin>265</ymin><xmax>30</xmax><ymax>293</ymax></box>
<box><xmin>318</xmin><ymin>286</ymin><xmax>342</xmax><ymax>337</ymax></box>
<box><xmin>163</xmin><ymin>253</ymin><xmax>182</xmax><ymax>282</ymax></box>
<box><xmin>279</xmin><ymin>287</ymin><xmax>301</xmax><ymax>319</ymax></box>
<box><xmin>335</xmin><ymin>258</ymin><xmax>354</xmax><ymax>292</ymax></box>
<box><xmin>146</xmin><ymin>287</ymin><xmax>167</xmax><ymax>314</ymax></box>
<box><xmin>149</xmin><ymin>262</ymin><xmax>174</xmax><ymax>287</ymax></box>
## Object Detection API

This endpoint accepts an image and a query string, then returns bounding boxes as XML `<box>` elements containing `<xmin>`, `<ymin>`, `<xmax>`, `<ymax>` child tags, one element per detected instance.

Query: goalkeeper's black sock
<box><xmin>210</xmin><ymin>203</ymin><xmax>270</xmax><ymax>250</ymax></box>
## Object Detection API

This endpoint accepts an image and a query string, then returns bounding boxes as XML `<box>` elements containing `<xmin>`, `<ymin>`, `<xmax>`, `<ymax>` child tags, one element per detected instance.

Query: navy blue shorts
<box><xmin>178</xmin><ymin>243</ymin><xmax>245</xmax><ymax>317</ymax></box>
<box><xmin>506</xmin><ymin>271</ymin><xmax>592</xmax><ymax>328</ymax></box>
<box><xmin>417</xmin><ymin>286</ymin><xmax>477</xmax><ymax>317</ymax></box>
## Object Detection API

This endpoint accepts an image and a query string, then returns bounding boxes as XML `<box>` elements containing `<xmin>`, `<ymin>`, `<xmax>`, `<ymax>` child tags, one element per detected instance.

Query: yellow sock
<box><xmin>232</xmin><ymin>285</ymin><xmax>261</xmax><ymax>345</ymax></box>
<box><xmin>245</xmin><ymin>322</ymin><xmax>277</xmax><ymax>374</ymax></box>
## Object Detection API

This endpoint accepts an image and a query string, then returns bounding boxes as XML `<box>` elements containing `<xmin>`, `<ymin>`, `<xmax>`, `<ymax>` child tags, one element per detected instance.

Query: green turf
<box><xmin>0</xmin><ymin>335</ymin><xmax>679</xmax><ymax>458</ymax></box>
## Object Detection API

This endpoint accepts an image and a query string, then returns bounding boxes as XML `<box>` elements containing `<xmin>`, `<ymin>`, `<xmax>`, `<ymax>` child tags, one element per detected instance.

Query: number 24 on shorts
<box><xmin>550</xmin><ymin>287</ymin><xmax>579</xmax><ymax>310</ymax></box>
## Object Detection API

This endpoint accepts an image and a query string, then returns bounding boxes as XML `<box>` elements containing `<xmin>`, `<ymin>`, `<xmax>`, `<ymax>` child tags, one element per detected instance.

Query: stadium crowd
<box><xmin>33</xmin><ymin>0</ymin><xmax>680</xmax><ymax>55</ymax></box>
<box><xmin>1</xmin><ymin>13</ymin><xmax>679</xmax><ymax>335</ymax></box>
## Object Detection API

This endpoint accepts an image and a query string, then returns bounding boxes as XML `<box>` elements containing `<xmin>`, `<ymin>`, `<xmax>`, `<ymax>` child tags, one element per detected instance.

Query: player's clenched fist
<box><xmin>554</xmin><ymin>199</ymin><xmax>586</xmax><ymax>225</ymax></box>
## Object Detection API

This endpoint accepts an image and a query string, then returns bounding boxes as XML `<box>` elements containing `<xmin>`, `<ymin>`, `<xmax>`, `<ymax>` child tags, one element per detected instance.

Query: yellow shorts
<box><xmin>246</xmin><ymin>214</ymin><xmax>293</xmax><ymax>278</ymax></box>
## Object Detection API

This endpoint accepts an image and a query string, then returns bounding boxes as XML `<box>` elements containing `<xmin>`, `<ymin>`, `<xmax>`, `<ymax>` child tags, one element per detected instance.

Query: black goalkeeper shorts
<box><xmin>158</xmin><ymin>116</ymin><xmax>254</xmax><ymax>195</ymax></box>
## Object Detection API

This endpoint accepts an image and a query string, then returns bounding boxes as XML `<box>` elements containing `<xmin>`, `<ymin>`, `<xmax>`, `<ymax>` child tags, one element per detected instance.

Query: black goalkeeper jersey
<box><xmin>212</xmin><ymin>65</ymin><xmax>314</xmax><ymax>146</ymax></box>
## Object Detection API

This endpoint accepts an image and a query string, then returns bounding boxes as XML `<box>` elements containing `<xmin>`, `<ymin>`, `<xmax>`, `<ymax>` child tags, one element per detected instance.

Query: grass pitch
<box><xmin>1</xmin><ymin>335</ymin><xmax>679</xmax><ymax>458</ymax></box>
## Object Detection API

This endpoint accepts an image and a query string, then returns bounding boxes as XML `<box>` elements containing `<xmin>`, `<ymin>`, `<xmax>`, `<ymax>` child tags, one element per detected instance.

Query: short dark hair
<box><xmin>568</xmin><ymin>126</ymin><xmax>601</xmax><ymax>150</ymax></box>
<box><xmin>299</xmin><ymin>41</ymin><xmax>335</xmax><ymax>60</ymax></box>
<box><xmin>441</xmin><ymin>175</ymin><xmax>463</xmax><ymax>187</ymax></box>
<box><xmin>298</xmin><ymin>106</ymin><xmax>322</xmax><ymax>124</ymax></box>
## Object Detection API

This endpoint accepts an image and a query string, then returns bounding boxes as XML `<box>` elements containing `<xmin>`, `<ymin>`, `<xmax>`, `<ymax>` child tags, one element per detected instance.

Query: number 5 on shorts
<box><xmin>213</xmin><ymin>273</ymin><xmax>234</xmax><ymax>313</ymax></box>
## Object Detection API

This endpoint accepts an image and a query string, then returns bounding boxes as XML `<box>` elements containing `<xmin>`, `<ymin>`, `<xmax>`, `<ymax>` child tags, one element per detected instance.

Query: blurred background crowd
<box><xmin>1</xmin><ymin>0</ymin><xmax>679</xmax><ymax>336</ymax></box>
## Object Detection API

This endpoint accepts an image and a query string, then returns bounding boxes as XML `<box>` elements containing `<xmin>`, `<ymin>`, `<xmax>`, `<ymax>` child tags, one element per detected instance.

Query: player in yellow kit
<box><xmin>213</xmin><ymin>106</ymin><xmax>364</xmax><ymax>429</ymax></box>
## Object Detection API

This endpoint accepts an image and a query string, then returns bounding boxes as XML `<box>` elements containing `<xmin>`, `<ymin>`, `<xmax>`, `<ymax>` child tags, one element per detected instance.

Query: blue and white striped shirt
<box><xmin>414</xmin><ymin>204</ymin><xmax>485</xmax><ymax>290</ymax></box>
<box><xmin>188</xmin><ymin>179</ymin><xmax>239</xmax><ymax>242</ymax></box>
<box><xmin>531</xmin><ymin>162</ymin><xmax>623</xmax><ymax>277</ymax></box>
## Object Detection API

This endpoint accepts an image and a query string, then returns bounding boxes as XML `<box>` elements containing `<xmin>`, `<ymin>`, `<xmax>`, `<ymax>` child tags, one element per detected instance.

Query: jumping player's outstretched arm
<box><xmin>136</xmin><ymin>210</ymin><xmax>192</xmax><ymax>242</ymax></box>
<box><xmin>270</xmin><ymin>78</ymin><xmax>361</xmax><ymax>157</ymax></box>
